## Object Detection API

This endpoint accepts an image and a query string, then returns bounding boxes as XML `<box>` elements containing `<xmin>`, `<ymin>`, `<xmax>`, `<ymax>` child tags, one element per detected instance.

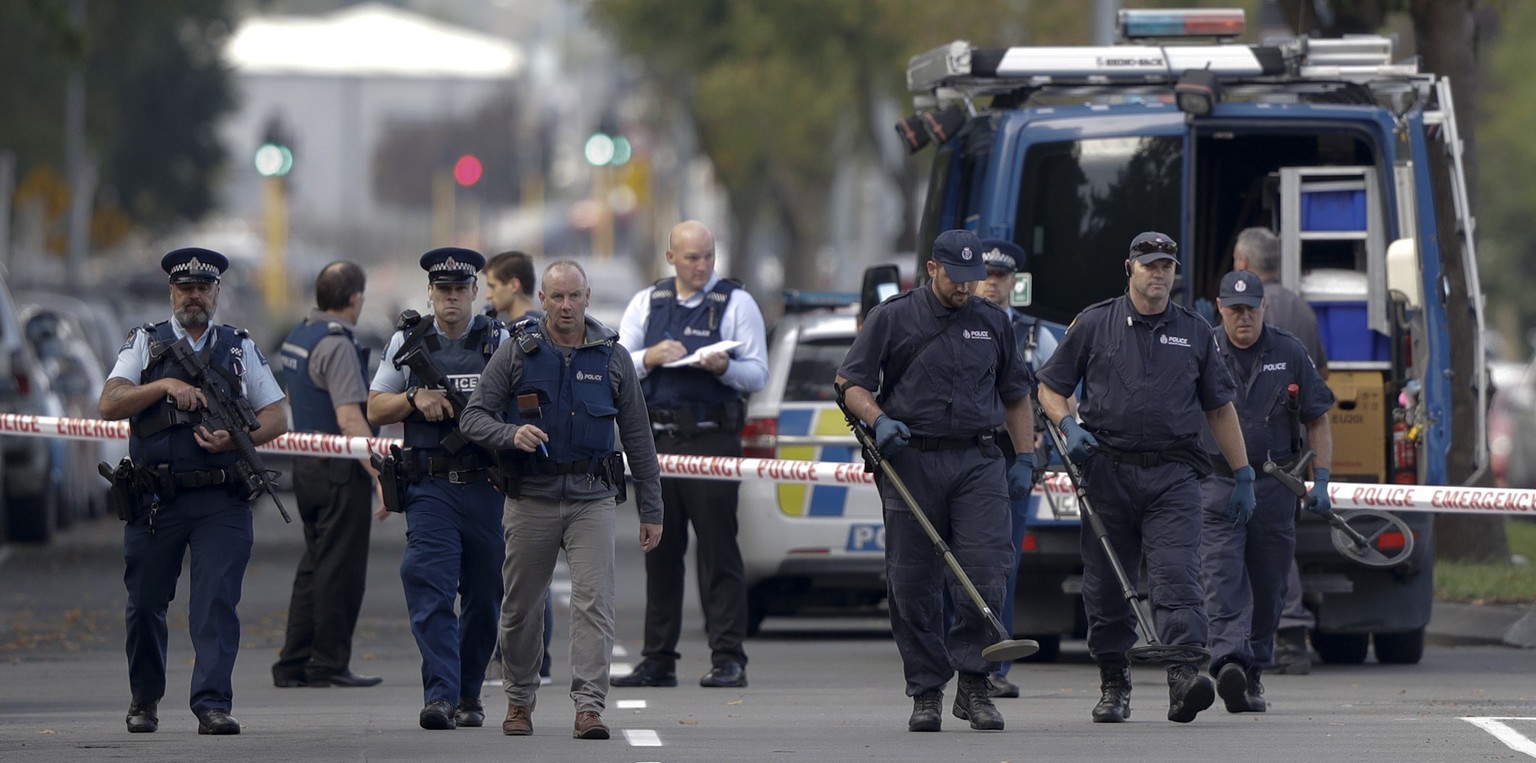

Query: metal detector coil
<box><xmin>1262</xmin><ymin>452</ymin><xmax>1416</xmax><ymax>569</ymax></box>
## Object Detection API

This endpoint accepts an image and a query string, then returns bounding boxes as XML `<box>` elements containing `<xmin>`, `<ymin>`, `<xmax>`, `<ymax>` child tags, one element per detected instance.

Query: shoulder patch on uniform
<box><xmin>119</xmin><ymin>327</ymin><xmax>141</xmax><ymax>352</ymax></box>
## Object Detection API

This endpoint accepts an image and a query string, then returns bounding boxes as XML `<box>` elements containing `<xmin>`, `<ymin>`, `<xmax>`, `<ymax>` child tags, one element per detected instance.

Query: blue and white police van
<box><xmin>883</xmin><ymin>8</ymin><xmax>1488</xmax><ymax>664</ymax></box>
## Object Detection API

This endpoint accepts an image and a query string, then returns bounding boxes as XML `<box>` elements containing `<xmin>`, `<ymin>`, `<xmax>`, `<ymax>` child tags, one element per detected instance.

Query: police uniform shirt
<box><xmin>369</xmin><ymin>323</ymin><xmax>513</xmax><ymax>394</ymax></box>
<box><xmin>108</xmin><ymin>316</ymin><xmax>284</xmax><ymax>411</ymax></box>
<box><xmin>297</xmin><ymin>310</ymin><xmax>369</xmax><ymax>408</ymax></box>
<box><xmin>1036</xmin><ymin>294</ymin><xmax>1234</xmax><ymax>451</ymax></box>
<box><xmin>1202</xmin><ymin>325</ymin><xmax>1334</xmax><ymax>465</ymax></box>
<box><xmin>1259</xmin><ymin>280</ymin><xmax>1329</xmax><ymax>368</ymax></box>
<box><xmin>617</xmin><ymin>273</ymin><xmax>769</xmax><ymax>394</ymax></box>
<box><xmin>839</xmin><ymin>287</ymin><xmax>1032</xmax><ymax>437</ymax></box>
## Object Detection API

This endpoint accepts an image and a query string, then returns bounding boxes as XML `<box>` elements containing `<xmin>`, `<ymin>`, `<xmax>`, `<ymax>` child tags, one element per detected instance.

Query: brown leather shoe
<box><xmin>502</xmin><ymin>702</ymin><xmax>532</xmax><ymax>736</ymax></box>
<box><xmin>573</xmin><ymin>710</ymin><xmax>610</xmax><ymax>740</ymax></box>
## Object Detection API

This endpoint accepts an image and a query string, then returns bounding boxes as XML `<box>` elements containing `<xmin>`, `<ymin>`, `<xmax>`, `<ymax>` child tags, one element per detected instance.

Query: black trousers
<box><xmin>274</xmin><ymin>457</ymin><xmax>374</xmax><ymax>680</ymax></box>
<box><xmin>641</xmin><ymin>428</ymin><xmax>749</xmax><ymax>667</ymax></box>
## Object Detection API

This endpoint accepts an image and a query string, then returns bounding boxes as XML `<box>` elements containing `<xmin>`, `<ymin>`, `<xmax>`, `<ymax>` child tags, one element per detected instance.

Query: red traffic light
<box><xmin>453</xmin><ymin>154</ymin><xmax>483</xmax><ymax>187</ymax></box>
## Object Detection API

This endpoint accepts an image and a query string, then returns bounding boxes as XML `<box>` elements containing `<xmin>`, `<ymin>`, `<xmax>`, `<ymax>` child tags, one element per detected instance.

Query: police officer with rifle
<box><xmin>367</xmin><ymin>247</ymin><xmax>510</xmax><ymax>731</ymax></box>
<box><xmin>98</xmin><ymin>248</ymin><xmax>287</xmax><ymax>736</ymax></box>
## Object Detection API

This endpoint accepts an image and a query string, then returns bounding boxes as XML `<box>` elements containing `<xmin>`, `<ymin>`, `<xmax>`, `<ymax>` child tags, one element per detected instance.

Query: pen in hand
<box><xmin>538</xmin><ymin>442</ymin><xmax>549</xmax><ymax>458</ymax></box>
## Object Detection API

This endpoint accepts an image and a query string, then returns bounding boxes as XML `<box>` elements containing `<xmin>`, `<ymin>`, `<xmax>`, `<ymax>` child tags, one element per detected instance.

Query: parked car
<box><xmin>0</xmin><ymin>276</ymin><xmax>61</xmax><ymax>543</ymax></box>
<box><xmin>19</xmin><ymin>297</ymin><xmax>122</xmax><ymax>524</ymax></box>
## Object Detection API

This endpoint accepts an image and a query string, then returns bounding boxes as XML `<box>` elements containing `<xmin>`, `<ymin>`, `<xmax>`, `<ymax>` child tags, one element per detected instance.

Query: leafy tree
<box><xmin>0</xmin><ymin>0</ymin><xmax>238</xmax><ymax>250</ymax></box>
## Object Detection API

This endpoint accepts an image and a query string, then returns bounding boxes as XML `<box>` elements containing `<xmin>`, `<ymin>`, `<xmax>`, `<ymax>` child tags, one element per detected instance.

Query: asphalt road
<box><xmin>2</xmin><ymin>492</ymin><xmax>1535</xmax><ymax>762</ymax></box>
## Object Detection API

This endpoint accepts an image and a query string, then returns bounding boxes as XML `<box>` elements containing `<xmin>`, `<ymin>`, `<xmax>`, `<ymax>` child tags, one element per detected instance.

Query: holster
<box><xmin>99</xmin><ymin>458</ymin><xmax>141</xmax><ymax>521</ymax></box>
<box><xmin>604</xmin><ymin>452</ymin><xmax>627</xmax><ymax>505</ymax></box>
<box><xmin>491</xmin><ymin>451</ymin><xmax>523</xmax><ymax>499</ymax></box>
<box><xmin>370</xmin><ymin>444</ymin><xmax>407</xmax><ymax>513</ymax></box>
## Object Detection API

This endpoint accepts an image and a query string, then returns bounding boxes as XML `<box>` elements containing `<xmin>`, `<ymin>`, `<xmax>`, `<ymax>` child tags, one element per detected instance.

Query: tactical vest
<box><xmin>499</xmin><ymin>326</ymin><xmax>618</xmax><ymax>473</ymax></box>
<box><xmin>129</xmin><ymin>321</ymin><xmax>246</xmax><ymax>471</ymax></box>
<box><xmin>281</xmin><ymin>318</ymin><xmax>370</xmax><ymax>435</ymax></box>
<box><xmin>401</xmin><ymin>314</ymin><xmax>501</xmax><ymax>451</ymax></box>
<box><xmin>641</xmin><ymin>277</ymin><xmax>741</xmax><ymax>411</ymax></box>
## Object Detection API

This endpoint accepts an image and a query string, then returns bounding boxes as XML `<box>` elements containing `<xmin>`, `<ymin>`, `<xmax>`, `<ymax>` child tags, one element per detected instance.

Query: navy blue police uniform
<box><xmin>272</xmin><ymin>313</ymin><xmax>378</xmax><ymax>686</ymax></box>
<box><xmin>109</xmin><ymin>247</ymin><xmax>285</xmax><ymax>734</ymax></box>
<box><xmin>1035</xmin><ymin>290</ymin><xmax>1235</xmax><ymax>667</ymax></box>
<box><xmin>837</xmin><ymin>241</ymin><xmax>1033</xmax><ymax>701</ymax></box>
<box><xmin>1199</xmin><ymin>273</ymin><xmax>1333</xmax><ymax>681</ymax></box>
<box><xmin>371</xmin><ymin>248</ymin><xmax>507</xmax><ymax>720</ymax></box>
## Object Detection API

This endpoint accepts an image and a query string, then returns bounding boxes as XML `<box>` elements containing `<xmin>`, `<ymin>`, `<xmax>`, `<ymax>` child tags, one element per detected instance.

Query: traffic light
<box><xmin>584</xmin><ymin>132</ymin><xmax>633</xmax><ymax>167</ymax></box>
<box><xmin>254</xmin><ymin>142</ymin><xmax>293</xmax><ymax>177</ymax></box>
<box><xmin>453</xmin><ymin>154</ymin><xmax>483</xmax><ymax>187</ymax></box>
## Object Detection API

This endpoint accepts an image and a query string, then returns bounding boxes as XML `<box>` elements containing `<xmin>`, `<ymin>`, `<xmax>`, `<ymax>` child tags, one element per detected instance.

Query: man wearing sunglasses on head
<box><xmin>1035</xmin><ymin>231</ymin><xmax>1252</xmax><ymax>725</ymax></box>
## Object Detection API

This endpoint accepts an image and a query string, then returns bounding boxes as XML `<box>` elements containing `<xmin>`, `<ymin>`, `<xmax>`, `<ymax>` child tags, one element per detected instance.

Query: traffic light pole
<box><xmin>262</xmin><ymin>175</ymin><xmax>289</xmax><ymax>316</ymax></box>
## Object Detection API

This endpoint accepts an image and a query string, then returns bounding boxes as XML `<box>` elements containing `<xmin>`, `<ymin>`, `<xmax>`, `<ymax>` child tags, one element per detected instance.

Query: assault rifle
<box><xmin>392</xmin><ymin>309</ymin><xmax>471</xmax><ymax>454</ymax></box>
<box><xmin>157</xmin><ymin>336</ymin><xmax>291</xmax><ymax>523</ymax></box>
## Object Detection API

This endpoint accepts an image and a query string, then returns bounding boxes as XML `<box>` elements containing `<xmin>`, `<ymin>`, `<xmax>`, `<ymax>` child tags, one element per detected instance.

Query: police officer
<box><xmin>481</xmin><ymin>249</ymin><xmax>554</xmax><ymax>687</ymax></box>
<box><xmin>836</xmin><ymin>229</ymin><xmax>1037</xmax><ymax>733</ymax></box>
<box><xmin>1232</xmin><ymin>226</ymin><xmax>1330</xmax><ymax>674</ymax></box>
<box><xmin>460</xmin><ymin>259</ymin><xmax>665</xmax><ymax>741</ymax></box>
<box><xmin>1200</xmin><ymin>270</ymin><xmax>1334</xmax><ymax>713</ymax></box>
<box><xmin>272</xmin><ymin>261</ymin><xmax>384</xmax><ymax>689</ymax></box>
<box><xmin>367</xmin><ymin>247</ymin><xmax>509</xmax><ymax>730</ymax></box>
<box><xmin>612</xmin><ymin>220</ymin><xmax>768</xmax><ymax>690</ymax></box>
<box><xmin>1035</xmin><ymin>231</ymin><xmax>1254</xmax><ymax>725</ymax></box>
<box><xmin>99</xmin><ymin>247</ymin><xmax>287</xmax><ymax>735</ymax></box>
<box><xmin>975</xmin><ymin>238</ymin><xmax>1058</xmax><ymax>699</ymax></box>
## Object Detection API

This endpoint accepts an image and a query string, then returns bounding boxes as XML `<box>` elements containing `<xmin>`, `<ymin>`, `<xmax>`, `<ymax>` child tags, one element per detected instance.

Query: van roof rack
<box><xmin>907</xmin><ymin>9</ymin><xmax>1432</xmax><ymax>110</ymax></box>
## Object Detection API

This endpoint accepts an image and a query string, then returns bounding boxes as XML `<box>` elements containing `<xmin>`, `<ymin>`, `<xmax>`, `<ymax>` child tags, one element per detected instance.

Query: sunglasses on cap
<box><xmin>1131</xmin><ymin>238</ymin><xmax>1178</xmax><ymax>255</ymax></box>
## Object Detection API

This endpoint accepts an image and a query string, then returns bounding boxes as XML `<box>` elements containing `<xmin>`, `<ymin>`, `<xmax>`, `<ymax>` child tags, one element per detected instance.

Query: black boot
<box><xmin>1167</xmin><ymin>664</ymin><xmax>1216</xmax><ymax>723</ymax></box>
<box><xmin>1215</xmin><ymin>662</ymin><xmax>1252</xmax><ymax>713</ymax></box>
<box><xmin>1091</xmin><ymin>662</ymin><xmax>1132</xmax><ymax>723</ymax></box>
<box><xmin>952</xmin><ymin>673</ymin><xmax>1004</xmax><ymax>731</ymax></box>
<box><xmin>1272</xmin><ymin>627</ymin><xmax>1312</xmax><ymax>675</ymax></box>
<box><xmin>1245</xmin><ymin>666</ymin><xmax>1267</xmax><ymax>713</ymax></box>
<box><xmin>908</xmin><ymin>690</ymin><xmax>943</xmax><ymax>732</ymax></box>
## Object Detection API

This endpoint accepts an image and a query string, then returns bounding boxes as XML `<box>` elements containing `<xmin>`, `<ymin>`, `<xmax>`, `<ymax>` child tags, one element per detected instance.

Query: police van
<box><xmin>882</xmin><ymin>8</ymin><xmax>1488</xmax><ymax>664</ymax></box>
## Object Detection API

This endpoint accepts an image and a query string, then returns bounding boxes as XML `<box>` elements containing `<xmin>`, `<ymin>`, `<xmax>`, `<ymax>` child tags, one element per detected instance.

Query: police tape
<box><xmin>8</xmin><ymin>412</ymin><xmax>1534</xmax><ymax>516</ymax></box>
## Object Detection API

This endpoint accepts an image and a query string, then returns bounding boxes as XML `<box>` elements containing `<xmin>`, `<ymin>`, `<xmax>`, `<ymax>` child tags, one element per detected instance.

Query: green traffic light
<box><xmin>254</xmin><ymin>142</ymin><xmax>293</xmax><ymax>177</ymax></box>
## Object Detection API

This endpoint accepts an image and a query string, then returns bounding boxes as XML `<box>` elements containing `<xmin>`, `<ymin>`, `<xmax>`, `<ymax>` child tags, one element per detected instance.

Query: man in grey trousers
<box><xmin>460</xmin><ymin>259</ymin><xmax>664</xmax><ymax>741</ymax></box>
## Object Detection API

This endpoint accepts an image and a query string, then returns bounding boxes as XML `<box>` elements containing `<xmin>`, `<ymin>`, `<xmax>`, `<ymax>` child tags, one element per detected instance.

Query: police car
<box><xmin>738</xmin><ymin>292</ymin><xmax>886</xmax><ymax>635</ymax></box>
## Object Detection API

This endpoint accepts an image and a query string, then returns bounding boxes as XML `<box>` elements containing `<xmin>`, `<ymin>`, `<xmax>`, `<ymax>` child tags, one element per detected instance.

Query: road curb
<box><xmin>1427</xmin><ymin>600</ymin><xmax>1535</xmax><ymax>646</ymax></box>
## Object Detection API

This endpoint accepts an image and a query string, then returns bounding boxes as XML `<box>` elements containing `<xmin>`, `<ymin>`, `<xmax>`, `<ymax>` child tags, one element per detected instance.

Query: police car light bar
<box><xmin>1118</xmin><ymin>8</ymin><xmax>1245</xmax><ymax>41</ymax></box>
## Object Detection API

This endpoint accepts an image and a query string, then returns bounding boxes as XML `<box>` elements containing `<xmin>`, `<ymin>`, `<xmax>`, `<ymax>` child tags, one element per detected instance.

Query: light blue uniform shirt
<box><xmin>108</xmin><ymin>316</ymin><xmax>285</xmax><ymax>411</ymax></box>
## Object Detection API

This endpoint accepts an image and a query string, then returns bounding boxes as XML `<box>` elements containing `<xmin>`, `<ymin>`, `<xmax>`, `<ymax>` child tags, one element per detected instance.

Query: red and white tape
<box><xmin>8</xmin><ymin>412</ymin><xmax>1531</xmax><ymax>516</ymax></box>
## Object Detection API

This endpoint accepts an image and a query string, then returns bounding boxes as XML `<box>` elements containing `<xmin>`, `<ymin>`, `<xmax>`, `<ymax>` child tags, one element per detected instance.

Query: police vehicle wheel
<box><xmin>1373</xmin><ymin>629</ymin><xmax>1425</xmax><ymax>665</ymax></box>
<box><xmin>1311</xmin><ymin>630</ymin><xmax>1369</xmax><ymax>665</ymax></box>
<box><xmin>1017</xmin><ymin>635</ymin><xmax>1061</xmax><ymax>663</ymax></box>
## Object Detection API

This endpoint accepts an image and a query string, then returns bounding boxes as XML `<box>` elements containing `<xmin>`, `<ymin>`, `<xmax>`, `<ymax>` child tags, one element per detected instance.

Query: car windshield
<box><xmin>784</xmin><ymin>337</ymin><xmax>852</xmax><ymax>403</ymax></box>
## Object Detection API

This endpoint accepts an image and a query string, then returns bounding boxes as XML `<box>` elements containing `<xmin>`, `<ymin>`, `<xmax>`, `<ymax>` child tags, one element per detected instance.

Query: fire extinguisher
<box><xmin>1391</xmin><ymin>410</ymin><xmax>1416</xmax><ymax>484</ymax></box>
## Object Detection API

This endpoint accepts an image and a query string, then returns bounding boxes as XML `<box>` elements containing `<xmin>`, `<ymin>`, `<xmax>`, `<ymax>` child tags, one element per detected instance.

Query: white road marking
<box><xmin>612</xmin><ymin>661</ymin><xmax>634</xmax><ymax>676</ymax></box>
<box><xmin>623</xmin><ymin>728</ymin><xmax>662</xmax><ymax>747</ymax></box>
<box><xmin>612</xmin><ymin>644</ymin><xmax>629</xmax><ymax>657</ymax></box>
<box><xmin>616</xmin><ymin>699</ymin><xmax>646</xmax><ymax>709</ymax></box>
<box><xmin>1463</xmin><ymin>717</ymin><xmax>1536</xmax><ymax>758</ymax></box>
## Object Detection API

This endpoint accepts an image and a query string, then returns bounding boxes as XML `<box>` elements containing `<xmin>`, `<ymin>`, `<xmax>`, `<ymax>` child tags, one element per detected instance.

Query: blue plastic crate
<box><xmin>1313</xmin><ymin>301</ymin><xmax>1390</xmax><ymax>362</ymax></box>
<box><xmin>1301</xmin><ymin>189</ymin><xmax>1366</xmax><ymax>232</ymax></box>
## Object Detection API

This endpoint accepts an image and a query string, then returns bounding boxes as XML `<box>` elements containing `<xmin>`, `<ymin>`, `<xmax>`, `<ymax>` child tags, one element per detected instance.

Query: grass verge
<box><xmin>1434</xmin><ymin>518</ymin><xmax>1536</xmax><ymax>604</ymax></box>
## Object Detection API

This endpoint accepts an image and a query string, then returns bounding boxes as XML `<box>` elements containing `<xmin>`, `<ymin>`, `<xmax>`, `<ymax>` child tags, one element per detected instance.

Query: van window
<box><xmin>1016</xmin><ymin>135</ymin><xmax>1182</xmax><ymax>324</ymax></box>
<box><xmin>785</xmin><ymin>337</ymin><xmax>854</xmax><ymax>403</ymax></box>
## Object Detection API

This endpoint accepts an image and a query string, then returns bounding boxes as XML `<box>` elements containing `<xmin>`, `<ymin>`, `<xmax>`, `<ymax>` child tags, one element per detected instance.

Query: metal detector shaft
<box><xmin>1036</xmin><ymin>405</ymin><xmax>1158</xmax><ymax>642</ymax></box>
<box><xmin>834</xmin><ymin>390</ymin><xmax>1036</xmax><ymax>661</ymax></box>
<box><xmin>1262</xmin><ymin>450</ymin><xmax>1372</xmax><ymax>550</ymax></box>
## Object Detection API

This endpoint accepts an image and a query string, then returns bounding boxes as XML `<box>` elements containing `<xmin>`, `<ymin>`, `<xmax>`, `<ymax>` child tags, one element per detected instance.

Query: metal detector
<box><xmin>1264</xmin><ymin>450</ymin><xmax>1416</xmax><ymax>568</ymax></box>
<box><xmin>1037</xmin><ymin>403</ymin><xmax>1211</xmax><ymax>667</ymax></box>
<box><xmin>834</xmin><ymin>389</ymin><xmax>1039</xmax><ymax>662</ymax></box>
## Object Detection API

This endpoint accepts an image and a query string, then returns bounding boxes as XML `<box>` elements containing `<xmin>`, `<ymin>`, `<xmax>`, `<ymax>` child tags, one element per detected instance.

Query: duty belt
<box><xmin>1210</xmin><ymin>452</ymin><xmax>1299</xmax><ymax>478</ymax></box>
<box><xmin>910</xmin><ymin>431</ymin><xmax>997</xmax><ymax>452</ymax></box>
<box><xmin>411</xmin><ymin>450</ymin><xmax>494</xmax><ymax>484</ymax></box>
<box><xmin>1096</xmin><ymin>444</ymin><xmax>1168</xmax><ymax>467</ymax></box>
<box><xmin>139</xmin><ymin>466</ymin><xmax>236</xmax><ymax>492</ymax></box>
<box><xmin>528</xmin><ymin>458</ymin><xmax>598</xmax><ymax>476</ymax></box>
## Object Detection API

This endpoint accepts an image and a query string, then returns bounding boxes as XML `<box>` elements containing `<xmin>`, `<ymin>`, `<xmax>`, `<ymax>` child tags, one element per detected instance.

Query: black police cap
<box><xmin>419</xmin><ymin>247</ymin><xmax>485</xmax><ymax>284</ymax></box>
<box><xmin>161</xmin><ymin>247</ymin><xmax>229</xmax><ymax>284</ymax></box>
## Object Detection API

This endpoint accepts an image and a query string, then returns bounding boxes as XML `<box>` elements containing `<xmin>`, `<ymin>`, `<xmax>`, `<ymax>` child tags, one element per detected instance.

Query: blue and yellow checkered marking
<box><xmin>775</xmin><ymin>405</ymin><xmax>855</xmax><ymax>517</ymax></box>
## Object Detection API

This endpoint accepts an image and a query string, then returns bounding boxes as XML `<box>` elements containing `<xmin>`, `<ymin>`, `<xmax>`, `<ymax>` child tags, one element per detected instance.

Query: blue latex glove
<box><xmin>1306</xmin><ymin>468</ymin><xmax>1332</xmax><ymax>515</ymax></box>
<box><xmin>1229</xmin><ymin>465</ymin><xmax>1257</xmax><ymax>527</ymax></box>
<box><xmin>1058</xmin><ymin>417</ymin><xmax>1099</xmax><ymax>464</ymax></box>
<box><xmin>872</xmin><ymin>414</ymin><xmax>910</xmax><ymax>457</ymax></box>
<box><xmin>1007</xmin><ymin>454</ymin><xmax>1037</xmax><ymax>502</ymax></box>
